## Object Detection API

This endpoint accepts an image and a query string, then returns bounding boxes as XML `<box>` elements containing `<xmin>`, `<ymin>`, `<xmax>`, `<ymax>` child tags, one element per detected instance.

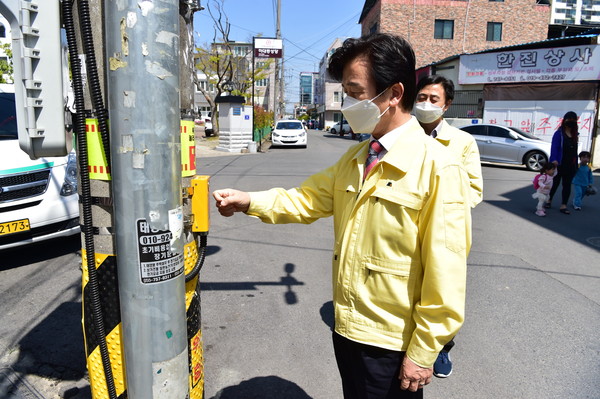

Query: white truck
<box><xmin>0</xmin><ymin>90</ymin><xmax>79</xmax><ymax>250</ymax></box>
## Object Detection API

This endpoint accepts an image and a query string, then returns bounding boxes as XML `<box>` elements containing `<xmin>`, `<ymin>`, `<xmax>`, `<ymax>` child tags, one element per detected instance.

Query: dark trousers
<box><xmin>549</xmin><ymin>165</ymin><xmax>576</xmax><ymax>205</ymax></box>
<box><xmin>442</xmin><ymin>338</ymin><xmax>455</xmax><ymax>352</ymax></box>
<box><xmin>333</xmin><ymin>332</ymin><xmax>423</xmax><ymax>399</ymax></box>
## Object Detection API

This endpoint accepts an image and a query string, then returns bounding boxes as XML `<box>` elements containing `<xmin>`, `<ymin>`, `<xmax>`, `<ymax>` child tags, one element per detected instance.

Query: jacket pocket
<box><xmin>372</xmin><ymin>187</ymin><xmax>424</xmax><ymax>211</ymax></box>
<box><xmin>364</xmin><ymin>256</ymin><xmax>413</xmax><ymax>276</ymax></box>
<box><xmin>443</xmin><ymin>202</ymin><xmax>467</xmax><ymax>253</ymax></box>
<box><xmin>354</xmin><ymin>257</ymin><xmax>416</xmax><ymax>330</ymax></box>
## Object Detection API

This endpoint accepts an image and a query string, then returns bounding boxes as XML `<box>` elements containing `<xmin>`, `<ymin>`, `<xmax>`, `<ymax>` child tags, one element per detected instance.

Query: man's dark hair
<box><xmin>327</xmin><ymin>33</ymin><xmax>416</xmax><ymax>112</ymax></box>
<box><xmin>416</xmin><ymin>75</ymin><xmax>455</xmax><ymax>103</ymax></box>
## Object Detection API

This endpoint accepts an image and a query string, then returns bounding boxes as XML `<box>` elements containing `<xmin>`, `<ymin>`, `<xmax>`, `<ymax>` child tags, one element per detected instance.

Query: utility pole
<box><xmin>274</xmin><ymin>0</ymin><xmax>284</xmax><ymax>119</ymax></box>
<box><xmin>104</xmin><ymin>1</ymin><xmax>188</xmax><ymax>397</ymax></box>
<box><xmin>8</xmin><ymin>0</ymin><xmax>205</xmax><ymax>397</ymax></box>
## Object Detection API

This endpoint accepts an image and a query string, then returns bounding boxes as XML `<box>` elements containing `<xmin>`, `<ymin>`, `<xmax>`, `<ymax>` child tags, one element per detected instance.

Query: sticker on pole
<box><xmin>136</xmin><ymin>220</ymin><xmax>184</xmax><ymax>284</ymax></box>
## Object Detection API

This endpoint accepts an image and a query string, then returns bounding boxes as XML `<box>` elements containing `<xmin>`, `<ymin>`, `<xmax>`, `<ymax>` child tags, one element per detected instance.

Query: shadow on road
<box><xmin>485</xmin><ymin>179</ymin><xmax>600</xmax><ymax>252</ymax></box>
<box><xmin>14</xmin><ymin>301</ymin><xmax>86</xmax><ymax>381</ymax></box>
<box><xmin>320</xmin><ymin>301</ymin><xmax>334</xmax><ymax>331</ymax></box>
<box><xmin>210</xmin><ymin>375</ymin><xmax>312</xmax><ymax>399</ymax></box>
<box><xmin>201</xmin><ymin>261</ymin><xmax>305</xmax><ymax>305</ymax></box>
<box><xmin>0</xmin><ymin>235</ymin><xmax>81</xmax><ymax>272</ymax></box>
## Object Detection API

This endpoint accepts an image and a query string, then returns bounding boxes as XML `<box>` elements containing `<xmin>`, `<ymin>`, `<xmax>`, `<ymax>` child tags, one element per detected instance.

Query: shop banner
<box><xmin>459</xmin><ymin>44</ymin><xmax>600</xmax><ymax>84</ymax></box>
<box><xmin>483</xmin><ymin>100</ymin><xmax>596</xmax><ymax>151</ymax></box>
<box><xmin>254</xmin><ymin>38</ymin><xmax>283</xmax><ymax>59</ymax></box>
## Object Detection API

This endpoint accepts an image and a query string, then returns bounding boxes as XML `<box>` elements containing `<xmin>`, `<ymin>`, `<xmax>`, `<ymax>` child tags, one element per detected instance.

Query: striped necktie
<box><xmin>364</xmin><ymin>140</ymin><xmax>383</xmax><ymax>179</ymax></box>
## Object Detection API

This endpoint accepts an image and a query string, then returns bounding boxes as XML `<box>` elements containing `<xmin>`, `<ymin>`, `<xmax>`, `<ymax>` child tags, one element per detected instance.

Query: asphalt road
<box><xmin>1</xmin><ymin>129</ymin><xmax>599</xmax><ymax>398</ymax></box>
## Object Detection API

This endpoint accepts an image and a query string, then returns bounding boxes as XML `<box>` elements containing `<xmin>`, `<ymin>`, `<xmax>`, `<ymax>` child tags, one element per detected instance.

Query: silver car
<box><xmin>459</xmin><ymin>124</ymin><xmax>551</xmax><ymax>171</ymax></box>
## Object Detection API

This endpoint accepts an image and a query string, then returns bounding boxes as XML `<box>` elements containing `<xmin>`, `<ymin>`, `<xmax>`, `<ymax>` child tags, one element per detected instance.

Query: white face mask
<box><xmin>341</xmin><ymin>89</ymin><xmax>390</xmax><ymax>134</ymax></box>
<box><xmin>414</xmin><ymin>101</ymin><xmax>444</xmax><ymax>124</ymax></box>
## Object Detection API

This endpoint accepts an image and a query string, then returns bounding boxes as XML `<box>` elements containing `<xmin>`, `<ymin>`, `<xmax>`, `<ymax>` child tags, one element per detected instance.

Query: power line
<box><xmin>283</xmin><ymin>12</ymin><xmax>359</xmax><ymax>63</ymax></box>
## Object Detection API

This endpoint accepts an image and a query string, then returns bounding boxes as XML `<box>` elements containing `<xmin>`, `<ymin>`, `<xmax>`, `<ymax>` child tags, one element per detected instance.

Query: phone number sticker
<box><xmin>136</xmin><ymin>219</ymin><xmax>184</xmax><ymax>284</ymax></box>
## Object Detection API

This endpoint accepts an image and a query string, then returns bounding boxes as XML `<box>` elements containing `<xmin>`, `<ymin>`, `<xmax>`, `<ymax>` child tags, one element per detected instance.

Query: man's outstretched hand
<box><xmin>212</xmin><ymin>189</ymin><xmax>251</xmax><ymax>217</ymax></box>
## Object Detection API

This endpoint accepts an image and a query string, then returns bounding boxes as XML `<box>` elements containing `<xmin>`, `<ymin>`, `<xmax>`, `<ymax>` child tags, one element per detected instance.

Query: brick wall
<box><xmin>361</xmin><ymin>0</ymin><xmax>550</xmax><ymax>67</ymax></box>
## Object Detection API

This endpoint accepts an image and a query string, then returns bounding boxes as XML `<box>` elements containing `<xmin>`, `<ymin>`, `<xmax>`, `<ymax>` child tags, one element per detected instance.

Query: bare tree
<box><xmin>194</xmin><ymin>0</ymin><xmax>273</xmax><ymax>136</ymax></box>
<box><xmin>194</xmin><ymin>0</ymin><xmax>233</xmax><ymax>136</ymax></box>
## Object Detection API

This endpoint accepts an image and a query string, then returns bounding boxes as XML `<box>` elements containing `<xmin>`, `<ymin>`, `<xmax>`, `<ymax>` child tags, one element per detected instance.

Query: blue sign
<box><xmin>245</xmin><ymin>115</ymin><xmax>250</xmax><ymax>120</ymax></box>
<box><xmin>233</xmin><ymin>107</ymin><xmax>241</xmax><ymax>116</ymax></box>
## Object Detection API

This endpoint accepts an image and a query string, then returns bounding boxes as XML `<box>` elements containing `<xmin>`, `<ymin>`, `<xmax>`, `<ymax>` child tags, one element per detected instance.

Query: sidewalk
<box><xmin>196</xmin><ymin>134</ymin><xmax>270</xmax><ymax>157</ymax></box>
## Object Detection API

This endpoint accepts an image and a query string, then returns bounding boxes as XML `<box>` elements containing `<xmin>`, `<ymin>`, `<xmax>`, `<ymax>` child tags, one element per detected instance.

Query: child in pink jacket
<box><xmin>533</xmin><ymin>163</ymin><xmax>557</xmax><ymax>217</ymax></box>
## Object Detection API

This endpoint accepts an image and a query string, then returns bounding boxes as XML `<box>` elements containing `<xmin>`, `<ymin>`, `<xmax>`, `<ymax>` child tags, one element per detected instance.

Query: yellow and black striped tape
<box><xmin>81</xmin><ymin>240</ymin><xmax>204</xmax><ymax>398</ymax></box>
<box><xmin>81</xmin><ymin>251</ymin><xmax>127</xmax><ymax>399</ymax></box>
<box><xmin>184</xmin><ymin>239</ymin><xmax>204</xmax><ymax>399</ymax></box>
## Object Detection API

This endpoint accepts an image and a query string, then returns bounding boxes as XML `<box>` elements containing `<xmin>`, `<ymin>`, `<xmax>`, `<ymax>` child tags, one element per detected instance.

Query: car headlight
<box><xmin>299</xmin><ymin>131</ymin><xmax>306</xmax><ymax>137</ymax></box>
<box><xmin>272</xmin><ymin>132</ymin><xmax>280</xmax><ymax>137</ymax></box>
<box><xmin>60</xmin><ymin>150</ymin><xmax>78</xmax><ymax>196</ymax></box>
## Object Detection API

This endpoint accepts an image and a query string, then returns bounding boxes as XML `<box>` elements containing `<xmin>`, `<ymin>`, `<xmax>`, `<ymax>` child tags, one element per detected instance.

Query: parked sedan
<box><xmin>330</xmin><ymin>121</ymin><xmax>351</xmax><ymax>136</ymax></box>
<box><xmin>271</xmin><ymin>120</ymin><xmax>307</xmax><ymax>148</ymax></box>
<box><xmin>459</xmin><ymin>124</ymin><xmax>551</xmax><ymax>171</ymax></box>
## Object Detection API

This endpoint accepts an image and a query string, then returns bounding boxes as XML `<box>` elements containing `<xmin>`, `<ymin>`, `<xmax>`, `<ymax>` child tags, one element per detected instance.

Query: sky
<box><xmin>193</xmin><ymin>0</ymin><xmax>364</xmax><ymax>114</ymax></box>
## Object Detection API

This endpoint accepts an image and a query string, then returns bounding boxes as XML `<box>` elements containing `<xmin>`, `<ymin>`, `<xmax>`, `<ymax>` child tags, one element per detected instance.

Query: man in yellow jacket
<box><xmin>213</xmin><ymin>33</ymin><xmax>471</xmax><ymax>399</ymax></box>
<box><xmin>415</xmin><ymin>75</ymin><xmax>483</xmax><ymax>208</ymax></box>
<box><xmin>415</xmin><ymin>75</ymin><xmax>483</xmax><ymax>379</ymax></box>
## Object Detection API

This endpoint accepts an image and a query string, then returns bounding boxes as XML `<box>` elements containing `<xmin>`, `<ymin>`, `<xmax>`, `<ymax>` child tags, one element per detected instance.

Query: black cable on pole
<box><xmin>63</xmin><ymin>1</ymin><xmax>118</xmax><ymax>398</ymax></box>
<box><xmin>77</xmin><ymin>0</ymin><xmax>111</xmax><ymax>166</ymax></box>
<box><xmin>185</xmin><ymin>235</ymin><xmax>207</xmax><ymax>282</ymax></box>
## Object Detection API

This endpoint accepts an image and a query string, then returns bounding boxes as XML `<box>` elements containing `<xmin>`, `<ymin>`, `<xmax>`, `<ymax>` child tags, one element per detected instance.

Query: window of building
<box><xmin>198</xmin><ymin>106</ymin><xmax>211</xmax><ymax>115</ymax></box>
<box><xmin>197</xmin><ymin>80</ymin><xmax>215</xmax><ymax>92</ymax></box>
<box><xmin>256</xmin><ymin>61</ymin><xmax>266</xmax><ymax>69</ymax></box>
<box><xmin>369</xmin><ymin>23</ymin><xmax>378</xmax><ymax>35</ymax></box>
<box><xmin>486</xmin><ymin>22</ymin><xmax>502</xmax><ymax>41</ymax></box>
<box><xmin>0</xmin><ymin>24</ymin><xmax>5</xmax><ymax>38</ymax></box>
<box><xmin>333</xmin><ymin>91</ymin><xmax>341</xmax><ymax>103</ymax></box>
<box><xmin>488</xmin><ymin>0</ymin><xmax>504</xmax><ymax>2</ymax></box>
<box><xmin>256</xmin><ymin>78</ymin><xmax>269</xmax><ymax>87</ymax></box>
<box><xmin>434</xmin><ymin>20</ymin><xmax>454</xmax><ymax>39</ymax></box>
<box><xmin>233</xmin><ymin>45</ymin><xmax>249</xmax><ymax>57</ymax></box>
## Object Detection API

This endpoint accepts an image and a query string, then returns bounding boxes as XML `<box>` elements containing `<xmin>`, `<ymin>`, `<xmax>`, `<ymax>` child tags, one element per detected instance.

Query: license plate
<box><xmin>0</xmin><ymin>219</ymin><xmax>31</xmax><ymax>236</ymax></box>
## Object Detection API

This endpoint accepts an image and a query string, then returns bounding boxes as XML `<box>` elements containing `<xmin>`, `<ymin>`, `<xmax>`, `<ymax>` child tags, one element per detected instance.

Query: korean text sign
<box><xmin>459</xmin><ymin>45</ymin><xmax>599</xmax><ymax>84</ymax></box>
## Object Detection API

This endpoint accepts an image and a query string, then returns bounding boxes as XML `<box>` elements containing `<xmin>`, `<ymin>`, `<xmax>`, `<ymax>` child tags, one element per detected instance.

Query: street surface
<box><xmin>0</xmin><ymin>129</ymin><xmax>599</xmax><ymax>398</ymax></box>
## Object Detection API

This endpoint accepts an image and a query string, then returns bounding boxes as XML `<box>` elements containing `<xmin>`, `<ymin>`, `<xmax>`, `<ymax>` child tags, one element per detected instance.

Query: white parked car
<box><xmin>0</xmin><ymin>92</ymin><xmax>80</xmax><ymax>250</ymax></box>
<box><xmin>330</xmin><ymin>121</ymin><xmax>351</xmax><ymax>136</ymax></box>
<box><xmin>271</xmin><ymin>120</ymin><xmax>307</xmax><ymax>148</ymax></box>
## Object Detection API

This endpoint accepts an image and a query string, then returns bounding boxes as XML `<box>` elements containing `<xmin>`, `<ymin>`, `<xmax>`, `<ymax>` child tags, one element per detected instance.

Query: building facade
<box><xmin>551</xmin><ymin>0</ymin><xmax>600</xmax><ymax>25</ymax></box>
<box><xmin>194</xmin><ymin>41</ymin><xmax>277</xmax><ymax>117</ymax></box>
<box><xmin>299</xmin><ymin>71</ymin><xmax>318</xmax><ymax>107</ymax></box>
<box><xmin>315</xmin><ymin>38</ymin><xmax>346</xmax><ymax>130</ymax></box>
<box><xmin>299</xmin><ymin>72</ymin><xmax>319</xmax><ymax>106</ymax></box>
<box><xmin>359</xmin><ymin>0</ymin><xmax>551</xmax><ymax>67</ymax></box>
<box><xmin>418</xmin><ymin>35</ymin><xmax>600</xmax><ymax>167</ymax></box>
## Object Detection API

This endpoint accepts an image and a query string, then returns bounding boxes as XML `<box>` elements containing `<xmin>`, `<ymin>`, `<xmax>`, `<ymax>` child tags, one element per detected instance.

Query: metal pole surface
<box><xmin>104</xmin><ymin>1</ymin><xmax>188</xmax><ymax>397</ymax></box>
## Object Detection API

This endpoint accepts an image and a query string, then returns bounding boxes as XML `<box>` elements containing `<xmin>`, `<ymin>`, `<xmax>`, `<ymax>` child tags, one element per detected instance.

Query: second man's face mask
<box><xmin>341</xmin><ymin>89</ymin><xmax>390</xmax><ymax>134</ymax></box>
<box><xmin>414</xmin><ymin>101</ymin><xmax>445</xmax><ymax>124</ymax></box>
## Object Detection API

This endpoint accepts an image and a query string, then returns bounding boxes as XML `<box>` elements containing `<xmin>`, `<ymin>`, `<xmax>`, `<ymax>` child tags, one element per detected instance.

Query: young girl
<box><xmin>533</xmin><ymin>163</ymin><xmax>557</xmax><ymax>217</ymax></box>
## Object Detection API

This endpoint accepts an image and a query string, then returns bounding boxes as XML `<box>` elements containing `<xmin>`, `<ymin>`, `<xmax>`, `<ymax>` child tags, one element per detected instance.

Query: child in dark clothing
<box><xmin>572</xmin><ymin>151</ymin><xmax>594</xmax><ymax>210</ymax></box>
